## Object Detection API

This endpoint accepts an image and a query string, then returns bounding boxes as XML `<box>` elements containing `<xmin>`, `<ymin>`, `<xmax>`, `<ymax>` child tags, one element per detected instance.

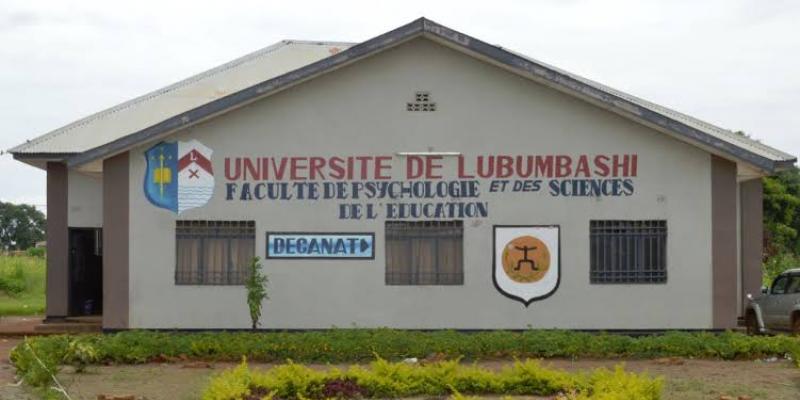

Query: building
<box><xmin>10</xmin><ymin>19</ymin><xmax>796</xmax><ymax>331</ymax></box>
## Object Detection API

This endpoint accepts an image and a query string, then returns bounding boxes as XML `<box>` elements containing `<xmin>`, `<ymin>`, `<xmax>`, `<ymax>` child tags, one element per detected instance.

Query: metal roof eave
<box><xmin>10</xmin><ymin>152</ymin><xmax>78</xmax><ymax>170</ymax></box>
<box><xmin>418</xmin><ymin>23</ymin><xmax>794</xmax><ymax>173</ymax></box>
<box><xmin>63</xmin><ymin>17</ymin><xmax>794</xmax><ymax>173</ymax></box>
<box><xmin>65</xmin><ymin>19</ymin><xmax>427</xmax><ymax>168</ymax></box>
<box><xmin>774</xmin><ymin>159</ymin><xmax>797</xmax><ymax>172</ymax></box>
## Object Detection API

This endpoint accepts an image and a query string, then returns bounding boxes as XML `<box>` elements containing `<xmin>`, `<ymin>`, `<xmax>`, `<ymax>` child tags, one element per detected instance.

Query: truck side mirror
<box><xmin>762</xmin><ymin>287</ymin><xmax>768</xmax><ymax>294</ymax></box>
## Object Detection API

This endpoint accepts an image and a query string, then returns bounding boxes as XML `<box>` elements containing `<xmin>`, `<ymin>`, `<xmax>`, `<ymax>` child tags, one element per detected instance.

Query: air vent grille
<box><xmin>407</xmin><ymin>91</ymin><xmax>436</xmax><ymax>112</ymax></box>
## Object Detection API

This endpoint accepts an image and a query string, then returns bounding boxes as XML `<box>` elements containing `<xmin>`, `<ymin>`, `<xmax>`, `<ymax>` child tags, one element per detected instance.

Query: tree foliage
<box><xmin>762</xmin><ymin>166</ymin><xmax>800</xmax><ymax>282</ymax></box>
<box><xmin>0</xmin><ymin>202</ymin><xmax>46</xmax><ymax>251</ymax></box>
<box><xmin>763</xmin><ymin>167</ymin><xmax>800</xmax><ymax>256</ymax></box>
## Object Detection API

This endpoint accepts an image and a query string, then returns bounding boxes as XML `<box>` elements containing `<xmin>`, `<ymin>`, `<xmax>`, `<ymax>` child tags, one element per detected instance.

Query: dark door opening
<box><xmin>68</xmin><ymin>228</ymin><xmax>103</xmax><ymax>316</ymax></box>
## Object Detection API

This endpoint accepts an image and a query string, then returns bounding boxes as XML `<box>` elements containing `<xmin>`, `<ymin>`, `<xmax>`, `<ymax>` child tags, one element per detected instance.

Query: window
<box><xmin>590</xmin><ymin>220</ymin><xmax>667</xmax><ymax>284</ymax></box>
<box><xmin>771</xmin><ymin>275</ymin><xmax>790</xmax><ymax>295</ymax></box>
<box><xmin>786</xmin><ymin>276</ymin><xmax>800</xmax><ymax>294</ymax></box>
<box><xmin>385</xmin><ymin>220</ymin><xmax>463</xmax><ymax>285</ymax></box>
<box><xmin>175</xmin><ymin>220</ymin><xmax>255</xmax><ymax>285</ymax></box>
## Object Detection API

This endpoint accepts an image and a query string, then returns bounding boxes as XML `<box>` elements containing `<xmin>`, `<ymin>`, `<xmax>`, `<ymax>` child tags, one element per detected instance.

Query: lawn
<box><xmin>0</xmin><ymin>255</ymin><xmax>45</xmax><ymax>316</ymax></box>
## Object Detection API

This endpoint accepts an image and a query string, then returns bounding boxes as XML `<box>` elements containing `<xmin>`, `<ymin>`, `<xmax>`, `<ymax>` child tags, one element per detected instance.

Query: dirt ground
<box><xmin>0</xmin><ymin>337</ymin><xmax>798</xmax><ymax>400</ymax></box>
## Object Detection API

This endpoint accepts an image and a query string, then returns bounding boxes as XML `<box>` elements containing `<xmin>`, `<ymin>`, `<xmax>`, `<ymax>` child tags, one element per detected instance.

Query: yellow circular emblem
<box><xmin>501</xmin><ymin>235</ymin><xmax>550</xmax><ymax>283</ymax></box>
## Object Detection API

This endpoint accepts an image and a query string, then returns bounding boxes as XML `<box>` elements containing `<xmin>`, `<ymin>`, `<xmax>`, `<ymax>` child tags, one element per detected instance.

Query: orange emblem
<box><xmin>501</xmin><ymin>235</ymin><xmax>550</xmax><ymax>283</ymax></box>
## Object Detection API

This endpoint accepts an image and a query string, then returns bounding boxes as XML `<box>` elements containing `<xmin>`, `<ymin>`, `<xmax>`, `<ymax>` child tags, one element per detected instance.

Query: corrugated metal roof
<box><xmin>9</xmin><ymin>18</ymin><xmax>795</xmax><ymax>172</ymax></box>
<box><xmin>9</xmin><ymin>40</ymin><xmax>353</xmax><ymax>155</ymax></box>
<box><xmin>512</xmin><ymin>51</ymin><xmax>796</xmax><ymax>163</ymax></box>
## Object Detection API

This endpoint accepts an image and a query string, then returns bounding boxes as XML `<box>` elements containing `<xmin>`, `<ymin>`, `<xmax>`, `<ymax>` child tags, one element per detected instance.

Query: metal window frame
<box><xmin>589</xmin><ymin>220</ymin><xmax>667</xmax><ymax>284</ymax></box>
<box><xmin>385</xmin><ymin>220</ymin><xmax>464</xmax><ymax>286</ymax></box>
<box><xmin>175</xmin><ymin>220</ymin><xmax>256</xmax><ymax>286</ymax></box>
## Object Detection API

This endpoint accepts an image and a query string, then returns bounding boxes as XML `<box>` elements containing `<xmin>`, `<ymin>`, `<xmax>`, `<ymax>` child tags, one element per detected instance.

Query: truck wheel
<box><xmin>792</xmin><ymin>314</ymin><xmax>800</xmax><ymax>335</ymax></box>
<box><xmin>745</xmin><ymin>310</ymin><xmax>759</xmax><ymax>335</ymax></box>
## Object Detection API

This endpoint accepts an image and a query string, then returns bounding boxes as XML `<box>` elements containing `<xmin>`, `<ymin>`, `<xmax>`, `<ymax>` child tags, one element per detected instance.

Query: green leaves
<box><xmin>762</xmin><ymin>167</ymin><xmax>800</xmax><ymax>285</ymax></box>
<box><xmin>202</xmin><ymin>359</ymin><xmax>663</xmax><ymax>400</ymax></box>
<box><xmin>9</xmin><ymin>337</ymin><xmax>62</xmax><ymax>389</ymax></box>
<box><xmin>12</xmin><ymin>329</ymin><xmax>800</xmax><ymax>381</ymax></box>
<box><xmin>245</xmin><ymin>257</ymin><xmax>269</xmax><ymax>330</ymax></box>
<box><xmin>0</xmin><ymin>201</ymin><xmax>45</xmax><ymax>251</ymax></box>
<box><xmin>764</xmin><ymin>168</ymin><xmax>800</xmax><ymax>254</ymax></box>
<box><xmin>63</xmin><ymin>339</ymin><xmax>99</xmax><ymax>373</ymax></box>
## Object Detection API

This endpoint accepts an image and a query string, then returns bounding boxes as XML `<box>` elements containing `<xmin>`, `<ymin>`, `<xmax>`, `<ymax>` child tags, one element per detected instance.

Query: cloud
<box><xmin>1</xmin><ymin>0</ymin><xmax>798</xmax><ymax>206</ymax></box>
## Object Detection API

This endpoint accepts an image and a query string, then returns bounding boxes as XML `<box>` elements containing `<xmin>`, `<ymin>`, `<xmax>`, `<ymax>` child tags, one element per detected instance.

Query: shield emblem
<box><xmin>144</xmin><ymin>139</ymin><xmax>214</xmax><ymax>214</ymax></box>
<box><xmin>492</xmin><ymin>225</ymin><xmax>560</xmax><ymax>306</ymax></box>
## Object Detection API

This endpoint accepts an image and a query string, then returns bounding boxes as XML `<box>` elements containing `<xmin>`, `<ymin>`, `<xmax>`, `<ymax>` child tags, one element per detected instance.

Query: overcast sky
<box><xmin>1</xmin><ymin>0</ymin><xmax>798</xmax><ymax>211</ymax></box>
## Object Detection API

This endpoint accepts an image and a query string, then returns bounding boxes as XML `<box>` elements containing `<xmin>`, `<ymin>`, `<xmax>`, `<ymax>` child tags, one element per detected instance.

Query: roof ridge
<box><xmin>10</xmin><ymin>18</ymin><xmax>794</xmax><ymax>172</ymax></box>
<box><xmin>282</xmin><ymin>39</ymin><xmax>357</xmax><ymax>46</ymax></box>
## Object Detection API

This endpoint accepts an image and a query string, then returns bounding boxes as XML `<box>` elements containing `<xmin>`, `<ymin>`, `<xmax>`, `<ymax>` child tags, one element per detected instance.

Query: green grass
<box><xmin>0</xmin><ymin>255</ymin><xmax>45</xmax><ymax>316</ymax></box>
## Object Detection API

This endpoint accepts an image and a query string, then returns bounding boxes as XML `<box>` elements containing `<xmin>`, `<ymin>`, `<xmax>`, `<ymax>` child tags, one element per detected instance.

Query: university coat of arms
<box><xmin>144</xmin><ymin>139</ymin><xmax>214</xmax><ymax>214</ymax></box>
<box><xmin>492</xmin><ymin>225</ymin><xmax>560</xmax><ymax>306</ymax></box>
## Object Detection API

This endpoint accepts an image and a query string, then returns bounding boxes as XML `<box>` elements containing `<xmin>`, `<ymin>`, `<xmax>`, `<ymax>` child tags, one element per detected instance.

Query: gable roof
<box><xmin>10</xmin><ymin>18</ymin><xmax>795</xmax><ymax>173</ymax></box>
<box><xmin>9</xmin><ymin>40</ymin><xmax>353</xmax><ymax>157</ymax></box>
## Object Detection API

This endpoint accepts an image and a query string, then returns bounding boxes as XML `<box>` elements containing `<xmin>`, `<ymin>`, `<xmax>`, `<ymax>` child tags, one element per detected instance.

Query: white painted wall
<box><xmin>126</xmin><ymin>38</ymin><xmax>714</xmax><ymax>329</ymax></box>
<box><xmin>67</xmin><ymin>170</ymin><xmax>103</xmax><ymax>228</ymax></box>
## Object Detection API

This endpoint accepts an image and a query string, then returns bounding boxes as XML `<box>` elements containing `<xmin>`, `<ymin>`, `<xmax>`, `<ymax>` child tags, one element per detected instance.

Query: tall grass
<box><xmin>0</xmin><ymin>255</ymin><xmax>46</xmax><ymax>316</ymax></box>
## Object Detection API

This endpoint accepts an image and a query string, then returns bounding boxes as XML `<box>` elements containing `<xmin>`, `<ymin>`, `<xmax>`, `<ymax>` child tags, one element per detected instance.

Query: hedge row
<box><xmin>13</xmin><ymin>329</ymin><xmax>800</xmax><ymax>367</ymax></box>
<box><xmin>202</xmin><ymin>359</ymin><xmax>663</xmax><ymax>400</ymax></box>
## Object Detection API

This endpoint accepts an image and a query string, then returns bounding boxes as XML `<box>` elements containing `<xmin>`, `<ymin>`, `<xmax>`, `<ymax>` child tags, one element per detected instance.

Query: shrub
<box><xmin>245</xmin><ymin>257</ymin><xmax>268</xmax><ymax>330</ymax></box>
<box><xmin>25</xmin><ymin>247</ymin><xmax>45</xmax><ymax>258</ymax></box>
<box><xmin>201</xmin><ymin>360</ymin><xmax>256</xmax><ymax>400</ymax></box>
<box><xmin>63</xmin><ymin>339</ymin><xmax>99</xmax><ymax>372</ymax></box>
<box><xmin>763</xmin><ymin>252</ymin><xmax>800</xmax><ymax>286</ymax></box>
<box><xmin>12</xmin><ymin>329</ymin><xmax>800</xmax><ymax>389</ymax></box>
<box><xmin>9</xmin><ymin>338</ymin><xmax>63</xmax><ymax>388</ymax></box>
<box><xmin>0</xmin><ymin>255</ymin><xmax>45</xmax><ymax>315</ymax></box>
<box><xmin>577</xmin><ymin>367</ymin><xmax>664</xmax><ymax>399</ymax></box>
<box><xmin>0</xmin><ymin>255</ymin><xmax>45</xmax><ymax>298</ymax></box>
<box><xmin>0</xmin><ymin>259</ymin><xmax>27</xmax><ymax>296</ymax></box>
<box><xmin>202</xmin><ymin>359</ymin><xmax>662</xmax><ymax>400</ymax></box>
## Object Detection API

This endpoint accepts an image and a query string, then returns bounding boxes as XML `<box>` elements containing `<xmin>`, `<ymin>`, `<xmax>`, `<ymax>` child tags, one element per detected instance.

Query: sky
<box><xmin>1</xmin><ymin>0</ymin><xmax>798</xmax><ymax>212</ymax></box>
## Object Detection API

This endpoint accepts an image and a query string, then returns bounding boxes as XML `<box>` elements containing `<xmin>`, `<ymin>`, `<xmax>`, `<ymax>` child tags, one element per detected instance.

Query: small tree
<box><xmin>245</xmin><ymin>257</ymin><xmax>268</xmax><ymax>330</ymax></box>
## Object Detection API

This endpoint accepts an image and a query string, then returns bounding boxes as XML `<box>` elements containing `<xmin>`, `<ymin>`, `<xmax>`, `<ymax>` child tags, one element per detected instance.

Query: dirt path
<box><xmin>533</xmin><ymin>358</ymin><xmax>800</xmax><ymax>399</ymax></box>
<box><xmin>0</xmin><ymin>337</ymin><xmax>34</xmax><ymax>400</ymax></box>
<box><xmin>0</xmin><ymin>337</ymin><xmax>21</xmax><ymax>384</ymax></box>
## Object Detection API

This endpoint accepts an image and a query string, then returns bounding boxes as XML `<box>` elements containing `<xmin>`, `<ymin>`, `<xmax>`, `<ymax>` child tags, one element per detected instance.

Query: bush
<box><xmin>12</xmin><ymin>329</ymin><xmax>800</xmax><ymax>389</ymax></box>
<box><xmin>0</xmin><ymin>255</ymin><xmax>44</xmax><ymax>297</ymax></box>
<box><xmin>0</xmin><ymin>265</ymin><xmax>27</xmax><ymax>296</ymax></box>
<box><xmin>0</xmin><ymin>255</ymin><xmax>46</xmax><ymax>315</ymax></box>
<box><xmin>245</xmin><ymin>257</ymin><xmax>268</xmax><ymax>330</ymax></box>
<box><xmin>26</xmin><ymin>247</ymin><xmax>45</xmax><ymax>258</ymax></box>
<box><xmin>201</xmin><ymin>359</ymin><xmax>663</xmax><ymax>400</ymax></box>
<box><xmin>63</xmin><ymin>339</ymin><xmax>99</xmax><ymax>372</ymax></box>
<box><xmin>9</xmin><ymin>338</ymin><xmax>62</xmax><ymax>388</ymax></box>
<box><xmin>763</xmin><ymin>252</ymin><xmax>800</xmax><ymax>285</ymax></box>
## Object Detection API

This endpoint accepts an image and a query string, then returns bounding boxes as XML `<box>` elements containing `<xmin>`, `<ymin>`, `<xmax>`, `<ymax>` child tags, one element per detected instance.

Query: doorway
<box><xmin>68</xmin><ymin>228</ymin><xmax>103</xmax><ymax>316</ymax></box>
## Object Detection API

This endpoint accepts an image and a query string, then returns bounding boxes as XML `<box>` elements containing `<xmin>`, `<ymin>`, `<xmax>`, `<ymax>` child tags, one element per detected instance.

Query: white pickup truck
<box><xmin>744</xmin><ymin>269</ymin><xmax>800</xmax><ymax>334</ymax></box>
